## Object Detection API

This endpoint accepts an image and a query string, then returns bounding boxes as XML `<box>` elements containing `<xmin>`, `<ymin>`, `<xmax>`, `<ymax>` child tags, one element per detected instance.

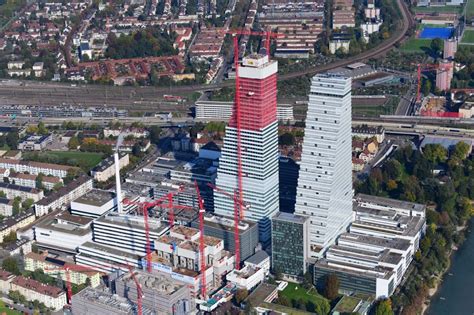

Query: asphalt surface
<box><xmin>0</xmin><ymin>0</ymin><xmax>413</xmax><ymax>109</ymax></box>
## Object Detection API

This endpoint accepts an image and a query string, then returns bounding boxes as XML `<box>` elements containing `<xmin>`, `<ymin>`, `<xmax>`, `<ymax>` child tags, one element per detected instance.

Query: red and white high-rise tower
<box><xmin>214</xmin><ymin>53</ymin><xmax>279</xmax><ymax>248</ymax></box>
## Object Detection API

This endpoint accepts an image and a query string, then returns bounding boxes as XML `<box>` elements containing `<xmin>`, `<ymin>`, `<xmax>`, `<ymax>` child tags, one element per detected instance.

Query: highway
<box><xmin>0</xmin><ymin>0</ymin><xmax>413</xmax><ymax>109</ymax></box>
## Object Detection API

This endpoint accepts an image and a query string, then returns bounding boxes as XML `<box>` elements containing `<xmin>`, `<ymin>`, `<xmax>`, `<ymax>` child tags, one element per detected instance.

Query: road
<box><xmin>0</xmin><ymin>0</ymin><xmax>413</xmax><ymax>108</ymax></box>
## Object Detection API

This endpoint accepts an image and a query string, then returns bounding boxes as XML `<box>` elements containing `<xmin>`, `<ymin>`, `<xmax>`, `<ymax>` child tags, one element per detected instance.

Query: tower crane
<box><xmin>123</xmin><ymin>187</ymin><xmax>194</xmax><ymax>273</ymax></box>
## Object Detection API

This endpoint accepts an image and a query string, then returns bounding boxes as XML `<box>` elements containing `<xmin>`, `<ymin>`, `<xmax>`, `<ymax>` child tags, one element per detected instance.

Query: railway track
<box><xmin>0</xmin><ymin>0</ymin><xmax>413</xmax><ymax>107</ymax></box>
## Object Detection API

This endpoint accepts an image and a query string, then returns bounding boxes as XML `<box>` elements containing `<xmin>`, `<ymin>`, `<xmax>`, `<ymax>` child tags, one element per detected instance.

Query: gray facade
<box><xmin>71</xmin><ymin>287</ymin><xmax>154</xmax><ymax>315</ymax></box>
<box><xmin>190</xmin><ymin>214</ymin><xmax>259</xmax><ymax>262</ymax></box>
<box><xmin>313</xmin><ymin>264</ymin><xmax>394</xmax><ymax>297</ymax></box>
<box><xmin>271</xmin><ymin>212</ymin><xmax>308</xmax><ymax>279</ymax></box>
<box><xmin>115</xmin><ymin>271</ymin><xmax>195</xmax><ymax>315</ymax></box>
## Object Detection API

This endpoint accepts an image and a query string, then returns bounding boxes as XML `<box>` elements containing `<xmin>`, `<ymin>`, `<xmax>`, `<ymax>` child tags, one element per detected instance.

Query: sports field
<box><xmin>467</xmin><ymin>0</ymin><xmax>474</xmax><ymax>19</ymax></box>
<box><xmin>47</xmin><ymin>151</ymin><xmax>104</xmax><ymax>169</ymax></box>
<box><xmin>413</xmin><ymin>5</ymin><xmax>463</xmax><ymax>14</ymax></box>
<box><xmin>401</xmin><ymin>38</ymin><xmax>434</xmax><ymax>52</ymax></box>
<box><xmin>460</xmin><ymin>30</ymin><xmax>474</xmax><ymax>45</ymax></box>
<box><xmin>419</xmin><ymin>27</ymin><xmax>454</xmax><ymax>39</ymax></box>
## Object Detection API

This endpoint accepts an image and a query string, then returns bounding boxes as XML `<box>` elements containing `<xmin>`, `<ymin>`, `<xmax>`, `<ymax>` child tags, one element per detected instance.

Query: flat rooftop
<box><xmin>355</xmin><ymin>193</ymin><xmax>426</xmax><ymax>213</ymax></box>
<box><xmin>80</xmin><ymin>242</ymin><xmax>142</xmax><ymax>260</ymax></box>
<box><xmin>338</xmin><ymin>233</ymin><xmax>411</xmax><ymax>251</ymax></box>
<box><xmin>119</xmin><ymin>270</ymin><xmax>185</xmax><ymax>295</ymax></box>
<box><xmin>72</xmin><ymin>189</ymin><xmax>115</xmax><ymax>207</ymax></box>
<box><xmin>95</xmin><ymin>213</ymin><xmax>166</xmax><ymax>233</ymax></box>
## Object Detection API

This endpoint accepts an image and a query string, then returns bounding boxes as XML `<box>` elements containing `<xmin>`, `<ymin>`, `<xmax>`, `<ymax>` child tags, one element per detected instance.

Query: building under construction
<box><xmin>115</xmin><ymin>270</ymin><xmax>196</xmax><ymax>315</ymax></box>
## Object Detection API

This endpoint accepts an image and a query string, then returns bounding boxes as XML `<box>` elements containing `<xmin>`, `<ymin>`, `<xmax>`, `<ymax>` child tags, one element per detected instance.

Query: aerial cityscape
<box><xmin>0</xmin><ymin>0</ymin><xmax>472</xmax><ymax>314</ymax></box>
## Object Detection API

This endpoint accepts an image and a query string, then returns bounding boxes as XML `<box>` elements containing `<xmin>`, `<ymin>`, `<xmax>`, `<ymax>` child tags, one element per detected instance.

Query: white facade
<box><xmin>294</xmin><ymin>74</ymin><xmax>354</xmax><ymax>258</ymax></box>
<box><xmin>214</xmin><ymin>123</ymin><xmax>280</xmax><ymax>246</ymax></box>
<box><xmin>225</xmin><ymin>265</ymin><xmax>266</xmax><ymax>291</ymax></box>
<box><xmin>195</xmin><ymin>101</ymin><xmax>294</xmax><ymax>122</ymax></box>
<box><xmin>214</xmin><ymin>56</ymin><xmax>280</xmax><ymax>247</ymax></box>
<box><xmin>329</xmin><ymin>40</ymin><xmax>350</xmax><ymax>54</ymax></box>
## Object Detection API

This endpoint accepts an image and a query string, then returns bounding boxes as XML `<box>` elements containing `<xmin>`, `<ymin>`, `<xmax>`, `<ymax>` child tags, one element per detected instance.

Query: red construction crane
<box><xmin>207</xmin><ymin>183</ymin><xmax>250</xmax><ymax>270</ymax></box>
<box><xmin>123</xmin><ymin>187</ymin><xmax>194</xmax><ymax>273</ymax></box>
<box><xmin>194</xmin><ymin>180</ymin><xmax>207</xmax><ymax>299</ymax></box>
<box><xmin>46</xmin><ymin>262</ymin><xmax>144</xmax><ymax>315</ymax></box>
<box><xmin>126</xmin><ymin>263</ymin><xmax>144</xmax><ymax>315</ymax></box>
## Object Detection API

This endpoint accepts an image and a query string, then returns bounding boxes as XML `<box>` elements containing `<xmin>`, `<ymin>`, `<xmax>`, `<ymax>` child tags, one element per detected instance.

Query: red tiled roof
<box><xmin>12</xmin><ymin>276</ymin><xmax>64</xmax><ymax>298</ymax></box>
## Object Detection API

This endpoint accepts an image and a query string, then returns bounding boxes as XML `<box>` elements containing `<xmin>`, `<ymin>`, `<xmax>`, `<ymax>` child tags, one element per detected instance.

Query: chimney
<box><xmin>114</xmin><ymin>152</ymin><xmax>123</xmax><ymax>214</ymax></box>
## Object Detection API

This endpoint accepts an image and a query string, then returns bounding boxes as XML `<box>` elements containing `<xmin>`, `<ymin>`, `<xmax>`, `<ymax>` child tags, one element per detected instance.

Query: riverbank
<box><xmin>423</xmin><ymin>220</ymin><xmax>472</xmax><ymax>314</ymax></box>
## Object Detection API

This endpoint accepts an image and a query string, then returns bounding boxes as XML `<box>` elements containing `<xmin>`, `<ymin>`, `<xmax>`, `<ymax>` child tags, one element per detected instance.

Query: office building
<box><xmin>70</xmin><ymin>189</ymin><xmax>117</xmax><ymax>218</ymax></box>
<box><xmin>190</xmin><ymin>213</ymin><xmax>259</xmax><ymax>262</ymax></box>
<box><xmin>278</xmin><ymin>157</ymin><xmax>299</xmax><ymax>213</ymax></box>
<box><xmin>71</xmin><ymin>287</ymin><xmax>154</xmax><ymax>315</ymax></box>
<box><xmin>195</xmin><ymin>101</ymin><xmax>294</xmax><ymax>122</ymax></box>
<box><xmin>18</xmin><ymin>134</ymin><xmax>53</xmax><ymax>151</ymax></box>
<box><xmin>76</xmin><ymin>241</ymin><xmax>142</xmax><ymax>272</ymax></box>
<box><xmin>313</xmin><ymin>195</ymin><xmax>426</xmax><ymax>298</ymax></box>
<box><xmin>214</xmin><ymin>54</ymin><xmax>280</xmax><ymax>247</ymax></box>
<box><xmin>294</xmin><ymin>74</ymin><xmax>353</xmax><ymax>258</ymax></box>
<box><xmin>115</xmin><ymin>270</ymin><xmax>196</xmax><ymax>314</ymax></box>
<box><xmin>34</xmin><ymin>211</ymin><xmax>93</xmax><ymax>252</ymax></box>
<box><xmin>91</xmin><ymin>213</ymin><xmax>169</xmax><ymax>255</ymax></box>
<box><xmin>271</xmin><ymin>212</ymin><xmax>309</xmax><ymax>280</ymax></box>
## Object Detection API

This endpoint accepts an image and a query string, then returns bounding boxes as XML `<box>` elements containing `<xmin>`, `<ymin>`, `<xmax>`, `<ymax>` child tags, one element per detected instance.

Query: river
<box><xmin>427</xmin><ymin>218</ymin><xmax>474</xmax><ymax>315</ymax></box>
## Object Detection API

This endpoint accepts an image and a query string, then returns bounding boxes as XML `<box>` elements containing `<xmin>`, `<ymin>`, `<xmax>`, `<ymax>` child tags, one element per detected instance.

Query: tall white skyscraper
<box><xmin>214</xmin><ymin>54</ymin><xmax>279</xmax><ymax>248</ymax></box>
<box><xmin>294</xmin><ymin>73</ymin><xmax>353</xmax><ymax>259</ymax></box>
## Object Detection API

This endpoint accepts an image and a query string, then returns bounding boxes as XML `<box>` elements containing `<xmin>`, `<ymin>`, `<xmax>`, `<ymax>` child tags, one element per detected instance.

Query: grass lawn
<box><xmin>280</xmin><ymin>282</ymin><xmax>327</xmax><ymax>306</ymax></box>
<box><xmin>467</xmin><ymin>0</ymin><xmax>474</xmax><ymax>19</ymax></box>
<box><xmin>46</xmin><ymin>151</ymin><xmax>104</xmax><ymax>169</ymax></box>
<box><xmin>400</xmin><ymin>38</ymin><xmax>434</xmax><ymax>53</ymax></box>
<box><xmin>0</xmin><ymin>301</ymin><xmax>21</xmax><ymax>315</ymax></box>
<box><xmin>413</xmin><ymin>5</ymin><xmax>463</xmax><ymax>14</ymax></box>
<box><xmin>461</xmin><ymin>30</ymin><xmax>474</xmax><ymax>45</ymax></box>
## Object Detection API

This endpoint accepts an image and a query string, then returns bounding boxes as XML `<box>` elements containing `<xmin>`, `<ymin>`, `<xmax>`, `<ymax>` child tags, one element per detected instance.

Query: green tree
<box><xmin>421</xmin><ymin>79</ymin><xmax>431</xmax><ymax>96</ymax></box>
<box><xmin>323</xmin><ymin>274</ymin><xmax>339</xmax><ymax>300</ymax></box>
<box><xmin>2</xmin><ymin>257</ymin><xmax>20</xmax><ymax>275</ymax></box>
<box><xmin>12</xmin><ymin>197</ymin><xmax>21</xmax><ymax>215</ymax></box>
<box><xmin>375</xmin><ymin>299</ymin><xmax>394</xmax><ymax>315</ymax></box>
<box><xmin>6</xmin><ymin>132</ymin><xmax>19</xmax><ymax>149</ymax></box>
<box><xmin>451</xmin><ymin>141</ymin><xmax>470</xmax><ymax>161</ymax></box>
<box><xmin>276</xmin><ymin>295</ymin><xmax>291</xmax><ymax>307</ymax></box>
<box><xmin>313</xmin><ymin>298</ymin><xmax>330</xmax><ymax>315</ymax></box>
<box><xmin>149</xmin><ymin>126</ymin><xmax>162</xmax><ymax>145</ymax></box>
<box><xmin>37</xmin><ymin>122</ymin><xmax>48</xmax><ymax>135</ymax></box>
<box><xmin>383</xmin><ymin>159</ymin><xmax>403</xmax><ymax>181</ymax></box>
<box><xmin>2</xmin><ymin>231</ymin><xmax>17</xmax><ymax>244</ymax></box>
<box><xmin>302</xmin><ymin>271</ymin><xmax>313</xmax><ymax>290</ymax></box>
<box><xmin>0</xmin><ymin>191</ymin><xmax>6</xmax><ymax>198</ymax></box>
<box><xmin>430</xmin><ymin>38</ymin><xmax>443</xmax><ymax>57</ymax></box>
<box><xmin>423</xmin><ymin>144</ymin><xmax>447</xmax><ymax>164</ymax></box>
<box><xmin>68</xmin><ymin>136</ymin><xmax>80</xmax><ymax>150</ymax></box>
<box><xmin>22</xmin><ymin>198</ymin><xmax>35</xmax><ymax>211</ymax></box>
<box><xmin>36</xmin><ymin>173</ymin><xmax>44</xmax><ymax>190</ymax></box>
